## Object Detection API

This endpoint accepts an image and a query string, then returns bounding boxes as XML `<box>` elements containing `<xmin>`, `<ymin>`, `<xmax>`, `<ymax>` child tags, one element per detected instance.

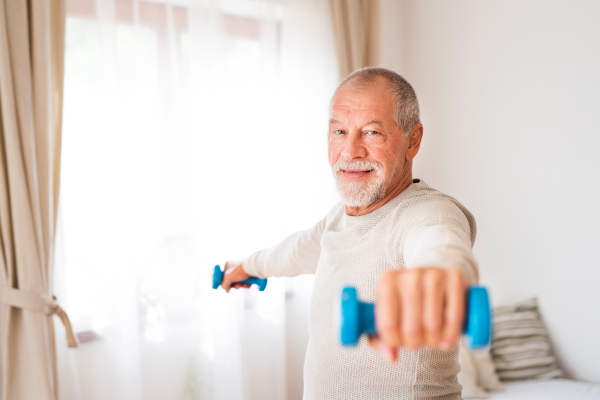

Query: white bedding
<box><xmin>473</xmin><ymin>379</ymin><xmax>600</xmax><ymax>400</ymax></box>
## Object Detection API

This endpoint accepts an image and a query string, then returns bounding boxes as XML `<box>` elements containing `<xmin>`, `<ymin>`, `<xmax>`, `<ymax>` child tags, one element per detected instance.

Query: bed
<box><xmin>473</xmin><ymin>379</ymin><xmax>600</xmax><ymax>400</ymax></box>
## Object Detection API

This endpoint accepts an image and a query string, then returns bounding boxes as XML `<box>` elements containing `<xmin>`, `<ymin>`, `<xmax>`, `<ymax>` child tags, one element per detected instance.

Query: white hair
<box><xmin>333</xmin><ymin>160</ymin><xmax>385</xmax><ymax>207</ymax></box>
<box><xmin>333</xmin><ymin>67</ymin><xmax>421</xmax><ymax>137</ymax></box>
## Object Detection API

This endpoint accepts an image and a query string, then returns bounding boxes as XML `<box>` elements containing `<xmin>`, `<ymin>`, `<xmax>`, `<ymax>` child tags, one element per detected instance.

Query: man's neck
<box><xmin>344</xmin><ymin>169</ymin><xmax>414</xmax><ymax>217</ymax></box>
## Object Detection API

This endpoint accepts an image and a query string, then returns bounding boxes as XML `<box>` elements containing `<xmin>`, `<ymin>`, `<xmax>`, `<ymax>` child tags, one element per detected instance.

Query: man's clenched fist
<box><xmin>221</xmin><ymin>261</ymin><xmax>252</xmax><ymax>292</ymax></box>
<box><xmin>369</xmin><ymin>268</ymin><xmax>466</xmax><ymax>362</ymax></box>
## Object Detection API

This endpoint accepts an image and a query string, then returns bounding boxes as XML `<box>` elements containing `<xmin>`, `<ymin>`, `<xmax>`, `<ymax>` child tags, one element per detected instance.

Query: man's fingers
<box><xmin>222</xmin><ymin>262</ymin><xmax>254</xmax><ymax>292</ymax></box>
<box><xmin>222</xmin><ymin>263</ymin><xmax>242</xmax><ymax>293</ymax></box>
<box><xmin>400</xmin><ymin>270</ymin><xmax>423</xmax><ymax>349</ymax></box>
<box><xmin>441</xmin><ymin>269</ymin><xmax>465</xmax><ymax>348</ymax></box>
<box><xmin>373</xmin><ymin>267</ymin><xmax>467</xmax><ymax>353</ymax></box>
<box><xmin>231</xmin><ymin>283</ymin><xmax>249</xmax><ymax>289</ymax></box>
<box><xmin>423</xmin><ymin>270</ymin><xmax>444</xmax><ymax>348</ymax></box>
<box><xmin>368</xmin><ymin>336</ymin><xmax>378</xmax><ymax>350</ymax></box>
<box><xmin>376</xmin><ymin>271</ymin><xmax>402</xmax><ymax>349</ymax></box>
<box><xmin>221</xmin><ymin>263</ymin><xmax>233</xmax><ymax>292</ymax></box>
<box><xmin>221</xmin><ymin>268</ymin><xmax>233</xmax><ymax>292</ymax></box>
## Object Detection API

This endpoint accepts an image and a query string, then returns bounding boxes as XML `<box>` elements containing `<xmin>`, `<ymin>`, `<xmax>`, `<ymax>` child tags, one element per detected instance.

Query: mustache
<box><xmin>333</xmin><ymin>160</ymin><xmax>383</xmax><ymax>173</ymax></box>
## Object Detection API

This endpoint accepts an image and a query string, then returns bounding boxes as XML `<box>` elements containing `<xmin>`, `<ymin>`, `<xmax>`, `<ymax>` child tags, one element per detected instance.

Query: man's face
<box><xmin>328</xmin><ymin>77</ymin><xmax>409</xmax><ymax>207</ymax></box>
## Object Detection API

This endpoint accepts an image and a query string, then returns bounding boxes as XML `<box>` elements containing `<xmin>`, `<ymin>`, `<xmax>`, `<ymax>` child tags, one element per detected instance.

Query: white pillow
<box><xmin>472</xmin><ymin>347</ymin><xmax>504</xmax><ymax>391</ymax></box>
<box><xmin>458</xmin><ymin>340</ymin><xmax>489</xmax><ymax>398</ymax></box>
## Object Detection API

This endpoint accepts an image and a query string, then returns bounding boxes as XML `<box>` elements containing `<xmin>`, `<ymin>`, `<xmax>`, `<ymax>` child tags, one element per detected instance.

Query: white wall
<box><xmin>378</xmin><ymin>0</ymin><xmax>600</xmax><ymax>383</ymax></box>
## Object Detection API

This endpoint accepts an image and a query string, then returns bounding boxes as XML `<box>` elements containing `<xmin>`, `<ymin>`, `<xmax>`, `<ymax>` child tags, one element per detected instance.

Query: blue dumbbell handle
<box><xmin>238</xmin><ymin>277</ymin><xmax>266</xmax><ymax>288</ymax></box>
<box><xmin>212</xmin><ymin>265</ymin><xmax>268</xmax><ymax>291</ymax></box>
<box><xmin>359</xmin><ymin>303</ymin><xmax>376</xmax><ymax>336</ymax></box>
<box><xmin>340</xmin><ymin>285</ymin><xmax>491</xmax><ymax>349</ymax></box>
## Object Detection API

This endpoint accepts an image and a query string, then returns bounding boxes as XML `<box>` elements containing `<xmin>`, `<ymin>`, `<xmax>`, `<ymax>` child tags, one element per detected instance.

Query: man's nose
<box><xmin>341</xmin><ymin>132</ymin><xmax>367</xmax><ymax>159</ymax></box>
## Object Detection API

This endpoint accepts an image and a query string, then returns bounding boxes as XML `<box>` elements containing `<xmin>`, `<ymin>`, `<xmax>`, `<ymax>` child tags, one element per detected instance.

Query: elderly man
<box><xmin>223</xmin><ymin>67</ymin><xmax>478</xmax><ymax>400</ymax></box>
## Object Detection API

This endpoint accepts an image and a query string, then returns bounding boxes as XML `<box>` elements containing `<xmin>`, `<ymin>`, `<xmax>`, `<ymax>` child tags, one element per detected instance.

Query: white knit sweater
<box><xmin>244</xmin><ymin>180</ymin><xmax>478</xmax><ymax>400</ymax></box>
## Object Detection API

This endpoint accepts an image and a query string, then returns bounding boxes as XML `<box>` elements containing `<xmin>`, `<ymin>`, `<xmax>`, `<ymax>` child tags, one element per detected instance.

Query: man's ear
<box><xmin>405</xmin><ymin>123</ymin><xmax>423</xmax><ymax>161</ymax></box>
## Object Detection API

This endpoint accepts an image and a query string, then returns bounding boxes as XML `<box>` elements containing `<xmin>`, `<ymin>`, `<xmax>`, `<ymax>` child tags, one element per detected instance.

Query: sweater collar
<box><xmin>342</xmin><ymin>179</ymin><xmax>427</xmax><ymax>226</ymax></box>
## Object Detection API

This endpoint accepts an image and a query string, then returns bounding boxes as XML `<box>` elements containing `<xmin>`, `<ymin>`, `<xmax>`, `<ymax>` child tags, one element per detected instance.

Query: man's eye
<box><xmin>334</xmin><ymin>130</ymin><xmax>345</xmax><ymax>135</ymax></box>
<box><xmin>367</xmin><ymin>130</ymin><xmax>380</xmax><ymax>135</ymax></box>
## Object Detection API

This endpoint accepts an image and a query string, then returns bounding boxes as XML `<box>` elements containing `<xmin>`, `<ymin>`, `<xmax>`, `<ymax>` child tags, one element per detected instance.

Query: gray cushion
<box><xmin>491</xmin><ymin>298</ymin><xmax>563</xmax><ymax>381</ymax></box>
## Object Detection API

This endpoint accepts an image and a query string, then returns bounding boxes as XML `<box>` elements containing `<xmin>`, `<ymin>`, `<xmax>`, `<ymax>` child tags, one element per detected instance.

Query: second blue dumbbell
<box><xmin>212</xmin><ymin>265</ymin><xmax>268</xmax><ymax>291</ymax></box>
<box><xmin>339</xmin><ymin>286</ymin><xmax>491</xmax><ymax>350</ymax></box>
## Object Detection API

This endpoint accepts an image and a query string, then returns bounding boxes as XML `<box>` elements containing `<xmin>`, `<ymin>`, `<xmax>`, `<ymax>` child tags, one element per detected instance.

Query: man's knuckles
<box><xmin>423</xmin><ymin>269</ymin><xmax>444</xmax><ymax>289</ymax></box>
<box><xmin>400</xmin><ymin>268</ymin><xmax>423</xmax><ymax>283</ymax></box>
<box><xmin>380</xmin><ymin>270</ymin><xmax>400</xmax><ymax>286</ymax></box>
<box><xmin>391</xmin><ymin>268</ymin><xmax>450</xmax><ymax>286</ymax></box>
<box><xmin>446</xmin><ymin>268</ymin><xmax>465</xmax><ymax>286</ymax></box>
<box><xmin>377</xmin><ymin>266</ymin><xmax>466</xmax><ymax>350</ymax></box>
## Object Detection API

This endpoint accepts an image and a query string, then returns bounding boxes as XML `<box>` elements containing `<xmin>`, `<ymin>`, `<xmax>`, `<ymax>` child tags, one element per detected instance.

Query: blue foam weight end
<box><xmin>463</xmin><ymin>286</ymin><xmax>491</xmax><ymax>349</ymax></box>
<box><xmin>339</xmin><ymin>286</ymin><xmax>491</xmax><ymax>349</ymax></box>
<box><xmin>213</xmin><ymin>265</ymin><xmax>224</xmax><ymax>289</ymax></box>
<box><xmin>212</xmin><ymin>265</ymin><xmax>268</xmax><ymax>291</ymax></box>
<box><xmin>340</xmin><ymin>287</ymin><xmax>359</xmax><ymax>346</ymax></box>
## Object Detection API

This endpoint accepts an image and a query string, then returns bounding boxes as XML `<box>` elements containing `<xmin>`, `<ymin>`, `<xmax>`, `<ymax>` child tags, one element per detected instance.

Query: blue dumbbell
<box><xmin>212</xmin><ymin>265</ymin><xmax>268</xmax><ymax>291</ymax></box>
<box><xmin>339</xmin><ymin>285</ymin><xmax>491</xmax><ymax>350</ymax></box>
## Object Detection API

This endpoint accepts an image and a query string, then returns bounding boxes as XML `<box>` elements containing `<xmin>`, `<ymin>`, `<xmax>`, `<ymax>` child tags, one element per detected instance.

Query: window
<box><xmin>58</xmin><ymin>1</ymin><xmax>338</xmax><ymax>399</ymax></box>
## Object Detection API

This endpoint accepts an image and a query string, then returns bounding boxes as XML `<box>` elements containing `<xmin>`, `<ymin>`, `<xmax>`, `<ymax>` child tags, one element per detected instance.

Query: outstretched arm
<box><xmin>221</xmin><ymin>218</ymin><xmax>325</xmax><ymax>292</ymax></box>
<box><xmin>371</xmin><ymin>200</ymin><xmax>478</xmax><ymax>359</ymax></box>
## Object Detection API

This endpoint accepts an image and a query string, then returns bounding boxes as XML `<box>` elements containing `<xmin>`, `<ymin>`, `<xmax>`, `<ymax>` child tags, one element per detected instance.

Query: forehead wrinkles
<box><xmin>330</xmin><ymin>97</ymin><xmax>380</xmax><ymax>126</ymax></box>
<box><xmin>330</xmin><ymin>86</ymin><xmax>394</xmax><ymax>123</ymax></box>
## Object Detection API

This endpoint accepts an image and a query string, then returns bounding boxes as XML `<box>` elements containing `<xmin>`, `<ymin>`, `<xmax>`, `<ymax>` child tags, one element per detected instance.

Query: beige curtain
<box><xmin>329</xmin><ymin>0</ymin><xmax>379</xmax><ymax>79</ymax></box>
<box><xmin>0</xmin><ymin>1</ymin><xmax>77</xmax><ymax>400</ymax></box>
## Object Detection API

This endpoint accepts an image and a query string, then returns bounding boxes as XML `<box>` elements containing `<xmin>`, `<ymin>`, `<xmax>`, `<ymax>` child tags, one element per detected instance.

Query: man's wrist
<box><xmin>239</xmin><ymin>254</ymin><xmax>263</xmax><ymax>279</ymax></box>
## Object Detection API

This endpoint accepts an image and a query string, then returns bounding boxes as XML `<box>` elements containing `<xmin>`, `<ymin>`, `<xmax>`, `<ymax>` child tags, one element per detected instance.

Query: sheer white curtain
<box><xmin>55</xmin><ymin>1</ymin><xmax>338</xmax><ymax>399</ymax></box>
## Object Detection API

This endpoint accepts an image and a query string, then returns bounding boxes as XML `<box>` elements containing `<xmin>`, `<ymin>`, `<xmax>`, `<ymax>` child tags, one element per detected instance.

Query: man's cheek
<box><xmin>328</xmin><ymin>149</ymin><xmax>340</xmax><ymax>166</ymax></box>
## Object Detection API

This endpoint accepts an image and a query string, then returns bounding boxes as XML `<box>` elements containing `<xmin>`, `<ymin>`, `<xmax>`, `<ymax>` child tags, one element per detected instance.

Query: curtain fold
<box><xmin>329</xmin><ymin>0</ymin><xmax>379</xmax><ymax>79</ymax></box>
<box><xmin>0</xmin><ymin>1</ymin><xmax>75</xmax><ymax>400</ymax></box>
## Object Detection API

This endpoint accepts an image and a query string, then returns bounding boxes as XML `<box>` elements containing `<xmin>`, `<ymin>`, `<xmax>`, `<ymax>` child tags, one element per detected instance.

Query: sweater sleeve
<box><xmin>242</xmin><ymin>217</ymin><xmax>326</xmax><ymax>278</ymax></box>
<box><xmin>401</xmin><ymin>200</ymin><xmax>479</xmax><ymax>286</ymax></box>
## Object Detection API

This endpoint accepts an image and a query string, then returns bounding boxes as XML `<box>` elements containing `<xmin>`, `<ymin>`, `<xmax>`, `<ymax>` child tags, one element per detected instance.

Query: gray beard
<box><xmin>334</xmin><ymin>172</ymin><xmax>385</xmax><ymax>207</ymax></box>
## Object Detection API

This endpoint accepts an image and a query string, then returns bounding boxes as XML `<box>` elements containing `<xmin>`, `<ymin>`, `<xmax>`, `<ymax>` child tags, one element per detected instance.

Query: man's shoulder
<box><xmin>391</xmin><ymin>180</ymin><xmax>464</xmax><ymax>209</ymax></box>
<box><xmin>390</xmin><ymin>180</ymin><xmax>477</xmax><ymax>245</ymax></box>
<box><xmin>403</xmin><ymin>179</ymin><xmax>464</xmax><ymax>207</ymax></box>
